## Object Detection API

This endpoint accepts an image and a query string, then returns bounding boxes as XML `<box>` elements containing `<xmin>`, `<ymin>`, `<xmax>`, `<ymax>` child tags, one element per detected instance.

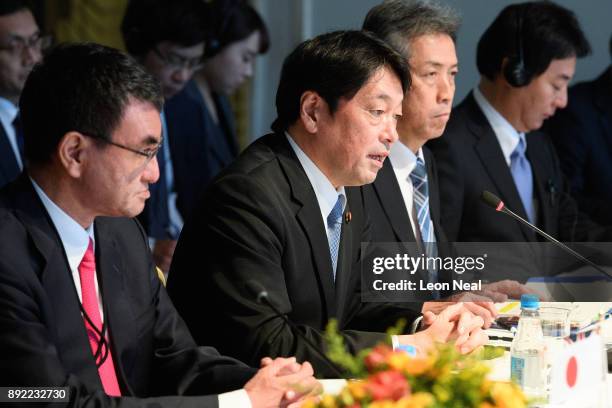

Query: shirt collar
<box><xmin>30</xmin><ymin>178</ymin><xmax>95</xmax><ymax>273</ymax></box>
<box><xmin>389</xmin><ymin>140</ymin><xmax>425</xmax><ymax>175</ymax></box>
<box><xmin>473</xmin><ymin>86</ymin><xmax>525</xmax><ymax>165</ymax></box>
<box><xmin>285</xmin><ymin>132</ymin><xmax>346</xmax><ymax>218</ymax></box>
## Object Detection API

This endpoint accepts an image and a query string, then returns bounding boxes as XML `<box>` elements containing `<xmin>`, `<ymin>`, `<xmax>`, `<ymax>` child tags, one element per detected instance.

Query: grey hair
<box><xmin>363</xmin><ymin>0</ymin><xmax>461</xmax><ymax>58</ymax></box>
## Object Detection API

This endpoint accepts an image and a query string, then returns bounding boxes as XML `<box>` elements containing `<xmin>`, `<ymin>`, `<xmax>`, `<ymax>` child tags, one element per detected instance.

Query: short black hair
<box><xmin>363</xmin><ymin>0</ymin><xmax>460</xmax><ymax>58</ymax></box>
<box><xmin>477</xmin><ymin>1</ymin><xmax>590</xmax><ymax>81</ymax></box>
<box><xmin>205</xmin><ymin>0</ymin><xmax>270</xmax><ymax>58</ymax></box>
<box><xmin>121</xmin><ymin>0</ymin><xmax>206</xmax><ymax>57</ymax></box>
<box><xmin>20</xmin><ymin>43</ymin><xmax>163</xmax><ymax>165</ymax></box>
<box><xmin>271</xmin><ymin>30</ymin><xmax>409</xmax><ymax>133</ymax></box>
<box><xmin>0</xmin><ymin>0</ymin><xmax>29</xmax><ymax>16</ymax></box>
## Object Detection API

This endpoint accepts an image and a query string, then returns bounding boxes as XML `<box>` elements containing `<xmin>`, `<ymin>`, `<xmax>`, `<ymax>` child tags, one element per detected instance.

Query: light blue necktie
<box><xmin>327</xmin><ymin>195</ymin><xmax>344</xmax><ymax>281</ymax></box>
<box><xmin>510</xmin><ymin>137</ymin><xmax>535</xmax><ymax>223</ymax></box>
<box><xmin>410</xmin><ymin>158</ymin><xmax>439</xmax><ymax>294</ymax></box>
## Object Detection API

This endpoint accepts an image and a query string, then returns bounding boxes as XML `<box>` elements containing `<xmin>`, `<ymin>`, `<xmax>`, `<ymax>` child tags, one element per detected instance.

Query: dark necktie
<box><xmin>12</xmin><ymin>114</ymin><xmax>24</xmax><ymax>159</ymax></box>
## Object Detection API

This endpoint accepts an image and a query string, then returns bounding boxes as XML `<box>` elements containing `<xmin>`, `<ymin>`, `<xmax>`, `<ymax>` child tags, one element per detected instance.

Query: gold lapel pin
<box><xmin>345</xmin><ymin>211</ymin><xmax>352</xmax><ymax>224</ymax></box>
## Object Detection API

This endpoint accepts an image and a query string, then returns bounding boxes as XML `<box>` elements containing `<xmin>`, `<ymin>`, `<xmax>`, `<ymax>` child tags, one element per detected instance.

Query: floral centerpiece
<box><xmin>303</xmin><ymin>321</ymin><xmax>526</xmax><ymax>408</ymax></box>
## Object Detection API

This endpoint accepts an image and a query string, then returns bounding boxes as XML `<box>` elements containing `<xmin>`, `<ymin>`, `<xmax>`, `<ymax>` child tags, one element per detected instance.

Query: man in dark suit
<box><xmin>361</xmin><ymin>0</ymin><xmax>507</xmax><ymax>326</ymax></box>
<box><xmin>168</xmin><ymin>30</ymin><xmax>487</xmax><ymax>377</ymax></box>
<box><xmin>0</xmin><ymin>1</ymin><xmax>44</xmax><ymax>188</ymax></box>
<box><xmin>546</xmin><ymin>37</ymin><xmax>612</xmax><ymax>225</ymax></box>
<box><xmin>0</xmin><ymin>42</ymin><xmax>318</xmax><ymax>407</ymax></box>
<box><xmin>428</xmin><ymin>2</ymin><xmax>610</xmax><ymax>245</ymax></box>
<box><xmin>121</xmin><ymin>0</ymin><xmax>208</xmax><ymax>274</ymax></box>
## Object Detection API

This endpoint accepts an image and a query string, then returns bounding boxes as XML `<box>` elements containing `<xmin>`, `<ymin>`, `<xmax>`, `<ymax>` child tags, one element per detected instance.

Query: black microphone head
<box><xmin>481</xmin><ymin>191</ymin><xmax>504</xmax><ymax>211</ymax></box>
<box><xmin>245</xmin><ymin>280</ymin><xmax>268</xmax><ymax>304</ymax></box>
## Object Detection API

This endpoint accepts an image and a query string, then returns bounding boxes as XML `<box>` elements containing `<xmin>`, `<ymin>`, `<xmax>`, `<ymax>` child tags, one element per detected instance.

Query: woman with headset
<box><xmin>163</xmin><ymin>0</ymin><xmax>269</xmax><ymax>223</ymax></box>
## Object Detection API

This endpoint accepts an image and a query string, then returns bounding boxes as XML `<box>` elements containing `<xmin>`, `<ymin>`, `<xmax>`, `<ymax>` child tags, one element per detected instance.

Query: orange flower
<box><xmin>365</xmin><ymin>345</ymin><xmax>394</xmax><ymax>371</ymax></box>
<box><xmin>387</xmin><ymin>351</ymin><xmax>412</xmax><ymax>372</ymax></box>
<box><xmin>346</xmin><ymin>380</ymin><xmax>368</xmax><ymax>400</ymax></box>
<box><xmin>402</xmin><ymin>356</ymin><xmax>433</xmax><ymax>376</ymax></box>
<box><xmin>366</xmin><ymin>370</ymin><xmax>411</xmax><ymax>401</ymax></box>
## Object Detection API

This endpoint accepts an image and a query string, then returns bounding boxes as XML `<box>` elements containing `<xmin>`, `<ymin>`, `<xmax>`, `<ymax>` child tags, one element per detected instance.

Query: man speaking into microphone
<box><xmin>168</xmin><ymin>30</ymin><xmax>487</xmax><ymax>377</ymax></box>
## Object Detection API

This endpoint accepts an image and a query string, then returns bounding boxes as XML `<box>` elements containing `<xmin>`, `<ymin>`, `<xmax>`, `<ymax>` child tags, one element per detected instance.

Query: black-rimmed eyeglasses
<box><xmin>85</xmin><ymin>133</ymin><xmax>163</xmax><ymax>163</ymax></box>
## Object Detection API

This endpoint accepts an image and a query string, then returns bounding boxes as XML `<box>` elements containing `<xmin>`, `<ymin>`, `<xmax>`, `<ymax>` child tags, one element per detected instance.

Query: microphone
<box><xmin>480</xmin><ymin>190</ymin><xmax>612</xmax><ymax>279</ymax></box>
<box><xmin>245</xmin><ymin>280</ymin><xmax>347</xmax><ymax>378</ymax></box>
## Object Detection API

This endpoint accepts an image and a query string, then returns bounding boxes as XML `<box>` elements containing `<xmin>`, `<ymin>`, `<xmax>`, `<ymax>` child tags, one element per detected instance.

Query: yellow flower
<box><xmin>346</xmin><ymin>380</ymin><xmax>368</xmax><ymax>400</ymax></box>
<box><xmin>490</xmin><ymin>382</ymin><xmax>527</xmax><ymax>408</ymax></box>
<box><xmin>402</xmin><ymin>357</ymin><xmax>433</xmax><ymax>376</ymax></box>
<box><xmin>387</xmin><ymin>351</ymin><xmax>412</xmax><ymax>372</ymax></box>
<box><xmin>320</xmin><ymin>394</ymin><xmax>338</xmax><ymax>408</ymax></box>
<box><xmin>395</xmin><ymin>392</ymin><xmax>435</xmax><ymax>408</ymax></box>
<box><xmin>369</xmin><ymin>401</ymin><xmax>396</xmax><ymax>408</ymax></box>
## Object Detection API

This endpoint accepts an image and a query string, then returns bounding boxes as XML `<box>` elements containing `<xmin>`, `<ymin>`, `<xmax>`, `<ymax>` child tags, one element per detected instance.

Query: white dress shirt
<box><xmin>0</xmin><ymin>97</ymin><xmax>23</xmax><ymax>169</ymax></box>
<box><xmin>32</xmin><ymin>178</ymin><xmax>250</xmax><ymax>407</ymax></box>
<box><xmin>388</xmin><ymin>141</ymin><xmax>433</xmax><ymax>241</ymax></box>
<box><xmin>286</xmin><ymin>133</ymin><xmax>346</xmax><ymax>243</ymax></box>
<box><xmin>31</xmin><ymin>178</ymin><xmax>102</xmax><ymax>312</ymax></box>
<box><xmin>473</xmin><ymin>87</ymin><xmax>525</xmax><ymax>166</ymax></box>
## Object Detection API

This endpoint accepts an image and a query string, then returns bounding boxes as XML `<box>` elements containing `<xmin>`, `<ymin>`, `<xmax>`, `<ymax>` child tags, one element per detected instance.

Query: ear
<box><xmin>57</xmin><ymin>132</ymin><xmax>91</xmax><ymax>178</ymax></box>
<box><xmin>299</xmin><ymin>91</ymin><xmax>325</xmax><ymax>134</ymax></box>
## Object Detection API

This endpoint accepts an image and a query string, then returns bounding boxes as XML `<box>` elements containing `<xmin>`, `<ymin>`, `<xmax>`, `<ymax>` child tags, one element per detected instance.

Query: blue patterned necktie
<box><xmin>510</xmin><ymin>137</ymin><xmax>535</xmax><ymax>223</ymax></box>
<box><xmin>327</xmin><ymin>195</ymin><xmax>344</xmax><ymax>281</ymax></box>
<box><xmin>409</xmin><ymin>158</ymin><xmax>438</xmax><ymax>293</ymax></box>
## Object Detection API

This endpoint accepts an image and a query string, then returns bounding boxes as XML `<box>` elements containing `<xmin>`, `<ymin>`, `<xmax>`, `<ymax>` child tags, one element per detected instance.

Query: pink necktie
<box><xmin>79</xmin><ymin>239</ymin><xmax>122</xmax><ymax>396</ymax></box>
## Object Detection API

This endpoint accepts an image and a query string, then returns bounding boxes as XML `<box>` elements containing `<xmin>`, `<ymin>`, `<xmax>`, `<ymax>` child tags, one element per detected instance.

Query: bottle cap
<box><xmin>520</xmin><ymin>294</ymin><xmax>539</xmax><ymax>309</ymax></box>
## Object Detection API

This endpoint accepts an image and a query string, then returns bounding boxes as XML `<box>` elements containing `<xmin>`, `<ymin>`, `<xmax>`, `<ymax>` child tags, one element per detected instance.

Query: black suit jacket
<box><xmin>546</xmin><ymin>67</ymin><xmax>612</xmax><ymax>225</ymax></box>
<box><xmin>0</xmin><ymin>124</ymin><xmax>20</xmax><ymax>189</ymax></box>
<box><xmin>0</xmin><ymin>175</ymin><xmax>255</xmax><ymax>407</ymax></box>
<box><xmin>167</xmin><ymin>133</ymin><xmax>420</xmax><ymax>377</ymax></box>
<box><xmin>427</xmin><ymin>92</ymin><xmax>612</xmax><ymax>244</ymax></box>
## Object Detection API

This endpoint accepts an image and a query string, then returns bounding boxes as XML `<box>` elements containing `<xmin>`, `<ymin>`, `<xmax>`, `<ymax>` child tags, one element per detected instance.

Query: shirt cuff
<box><xmin>391</xmin><ymin>334</ymin><xmax>400</xmax><ymax>350</ymax></box>
<box><xmin>218</xmin><ymin>389</ymin><xmax>252</xmax><ymax>408</ymax></box>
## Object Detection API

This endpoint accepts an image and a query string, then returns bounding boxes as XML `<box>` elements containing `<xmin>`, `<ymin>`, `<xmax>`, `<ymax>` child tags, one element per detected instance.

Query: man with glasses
<box><xmin>0</xmin><ymin>42</ymin><xmax>319</xmax><ymax>407</ymax></box>
<box><xmin>0</xmin><ymin>0</ymin><xmax>48</xmax><ymax>189</ymax></box>
<box><xmin>121</xmin><ymin>0</ymin><xmax>207</xmax><ymax>274</ymax></box>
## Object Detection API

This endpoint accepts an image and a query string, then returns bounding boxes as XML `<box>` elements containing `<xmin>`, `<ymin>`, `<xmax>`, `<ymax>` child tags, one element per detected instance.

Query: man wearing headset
<box><xmin>428</xmin><ymin>1</ymin><xmax>612</xmax><ymax>244</ymax></box>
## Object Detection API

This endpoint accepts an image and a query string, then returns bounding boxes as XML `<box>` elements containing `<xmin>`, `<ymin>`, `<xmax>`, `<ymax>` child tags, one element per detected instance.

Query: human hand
<box><xmin>245</xmin><ymin>357</ymin><xmax>321</xmax><ymax>408</ymax></box>
<box><xmin>401</xmin><ymin>303</ymin><xmax>488</xmax><ymax>355</ymax></box>
<box><xmin>422</xmin><ymin>295</ymin><xmax>498</xmax><ymax>328</ymax></box>
<box><xmin>482</xmin><ymin>279</ymin><xmax>547</xmax><ymax>301</ymax></box>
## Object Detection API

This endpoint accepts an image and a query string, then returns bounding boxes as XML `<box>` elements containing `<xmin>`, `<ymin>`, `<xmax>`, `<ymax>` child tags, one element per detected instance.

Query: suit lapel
<box><xmin>93</xmin><ymin>220</ymin><xmax>136</xmax><ymax>394</ymax></box>
<box><xmin>274</xmin><ymin>136</ymin><xmax>337</xmax><ymax>318</ymax></box>
<box><xmin>466</xmin><ymin>94</ymin><xmax>533</xmax><ymax>240</ymax></box>
<box><xmin>423</xmin><ymin>148</ymin><xmax>443</xmax><ymax>242</ymax></box>
<box><xmin>372</xmin><ymin>159</ymin><xmax>416</xmax><ymax>242</ymax></box>
<box><xmin>333</xmin><ymin>195</ymin><xmax>352</xmax><ymax>320</ymax></box>
<box><xmin>11</xmin><ymin>177</ymin><xmax>103</xmax><ymax>389</ymax></box>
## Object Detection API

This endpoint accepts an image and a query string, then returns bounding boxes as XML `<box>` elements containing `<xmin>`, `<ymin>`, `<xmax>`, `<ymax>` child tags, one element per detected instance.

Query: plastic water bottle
<box><xmin>510</xmin><ymin>294</ymin><xmax>546</xmax><ymax>401</ymax></box>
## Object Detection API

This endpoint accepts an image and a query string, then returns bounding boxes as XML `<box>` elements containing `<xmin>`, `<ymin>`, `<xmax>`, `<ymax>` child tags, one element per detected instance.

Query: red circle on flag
<box><xmin>566</xmin><ymin>356</ymin><xmax>578</xmax><ymax>388</ymax></box>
